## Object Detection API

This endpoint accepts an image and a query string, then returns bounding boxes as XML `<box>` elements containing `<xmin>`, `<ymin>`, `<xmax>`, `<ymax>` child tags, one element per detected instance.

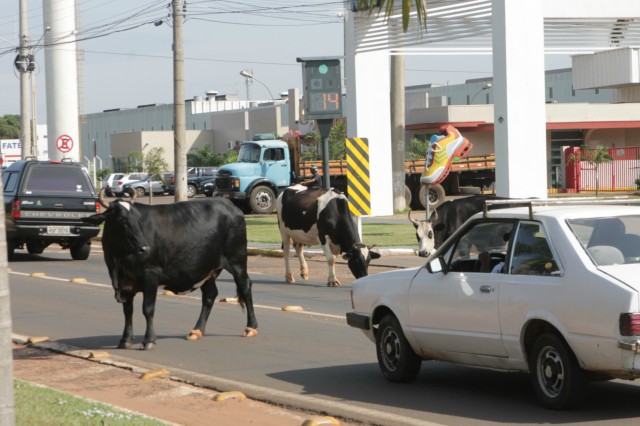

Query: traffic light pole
<box><xmin>317</xmin><ymin>119</ymin><xmax>333</xmax><ymax>190</ymax></box>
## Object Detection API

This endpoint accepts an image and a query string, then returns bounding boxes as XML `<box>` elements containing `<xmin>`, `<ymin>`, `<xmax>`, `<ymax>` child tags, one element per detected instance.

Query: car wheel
<box><xmin>187</xmin><ymin>184</ymin><xmax>197</xmax><ymax>198</ymax></box>
<box><xmin>70</xmin><ymin>240</ymin><xmax>91</xmax><ymax>261</ymax></box>
<box><xmin>376</xmin><ymin>314</ymin><xmax>422</xmax><ymax>383</ymax></box>
<box><xmin>249</xmin><ymin>186</ymin><xmax>276</xmax><ymax>214</ymax></box>
<box><xmin>105</xmin><ymin>188</ymin><xmax>114</xmax><ymax>197</ymax></box>
<box><xmin>135</xmin><ymin>187</ymin><xmax>146</xmax><ymax>198</ymax></box>
<box><xmin>26</xmin><ymin>240</ymin><xmax>46</xmax><ymax>254</ymax></box>
<box><xmin>530</xmin><ymin>333</ymin><xmax>587</xmax><ymax>409</ymax></box>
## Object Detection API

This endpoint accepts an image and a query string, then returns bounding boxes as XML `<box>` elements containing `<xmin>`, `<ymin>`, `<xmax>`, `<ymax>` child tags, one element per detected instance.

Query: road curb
<box><xmin>12</xmin><ymin>334</ymin><xmax>442</xmax><ymax>426</ymax></box>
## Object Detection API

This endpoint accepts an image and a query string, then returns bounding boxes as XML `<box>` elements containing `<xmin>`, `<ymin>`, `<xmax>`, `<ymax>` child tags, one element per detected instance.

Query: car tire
<box><xmin>376</xmin><ymin>314</ymin><xmax>422</xmax><ymax>383</ymax></box>
<box><xmin>70</xmin><ymin>240</ymin><xmax>91</xmax><ymax>261</ymax></box>
<box><xmin>187</xmin><ymin>184</ymin><xmax>197</xmax><ymax>198</ymax></box>
<box><xmin>134</xmin><ymin>187</ymin><xmax>146</xmax><ymax>198</ymax></box>
<box><xmin>249</xmin><ymin>186</ymin><xmax>276</xmax><ymax>214</ymax></box>
<box><xmin>529</xmin><ymin>333</ymin><xmax>587</xmax><ymax>409</ymax></box>
<box><xmin>26</xmin><ymin>240</ymin><xmax>46</xmax><ymax>254</ymax></box>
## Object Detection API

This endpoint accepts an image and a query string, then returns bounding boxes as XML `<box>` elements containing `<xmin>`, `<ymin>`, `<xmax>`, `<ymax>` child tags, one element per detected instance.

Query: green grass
<box><xmin>14</xmin><ymin>380</ymin><xmax>167</xmax><ymax>426</ymax></box>
<box><xmin>245</xmin><ymin>215</ymin><xmax>416</xmax><ymax>247</ymax></box>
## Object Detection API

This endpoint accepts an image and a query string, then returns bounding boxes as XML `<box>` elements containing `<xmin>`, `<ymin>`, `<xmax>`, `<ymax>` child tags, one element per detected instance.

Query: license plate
<box><xmin>46</xmin><ymin>226</ymin><xmax>71</xmax><ymax>235</ymax></box>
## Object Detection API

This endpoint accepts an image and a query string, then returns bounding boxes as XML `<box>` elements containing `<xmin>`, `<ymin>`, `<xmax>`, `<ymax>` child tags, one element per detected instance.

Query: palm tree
<box><xmin>567</xmin><ymin>145</ymin><xmax>613</xmax><ymax>196</ymax></box>
<box><xmin>357</xmin><ymin>0</ymin><xmax>427</xmax><ymax>31</ymax></box>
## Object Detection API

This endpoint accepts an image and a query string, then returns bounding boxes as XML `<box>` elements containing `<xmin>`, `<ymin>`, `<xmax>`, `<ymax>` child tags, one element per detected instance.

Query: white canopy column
<box><xmin>492</xmin><ymin>0</ymin><xmax>547</xmax><ymax>199</ymax></box>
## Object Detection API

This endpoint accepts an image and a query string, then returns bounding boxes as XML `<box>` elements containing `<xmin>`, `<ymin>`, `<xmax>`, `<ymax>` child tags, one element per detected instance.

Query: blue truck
<box><xmin>215</xmin><ymin>139</ymin><xmax>294</xmax><ymax>214</ymax></box>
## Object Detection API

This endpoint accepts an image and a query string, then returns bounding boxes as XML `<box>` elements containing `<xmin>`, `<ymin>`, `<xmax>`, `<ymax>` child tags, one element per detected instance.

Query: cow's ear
<box><xmin>342</xmin><ymin>252</ymin><xmax>353</xmax><ymax>260</ymax></box>
<box><xmin>370</xmin><ymin>251</ymin><xmax>381</xmax><ymax>260</ymax></box>
<box><xmin>82</xmin><ymin>213</ymin><xmax>106</xmax><ymax>225</ymax></box>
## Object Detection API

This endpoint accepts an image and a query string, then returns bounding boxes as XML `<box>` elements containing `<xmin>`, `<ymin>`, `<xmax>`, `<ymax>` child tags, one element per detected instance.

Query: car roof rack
<box><xmin>484</xmin><ymin>196</ymin><xmax>640</xmax><ymax>219</ymax></box>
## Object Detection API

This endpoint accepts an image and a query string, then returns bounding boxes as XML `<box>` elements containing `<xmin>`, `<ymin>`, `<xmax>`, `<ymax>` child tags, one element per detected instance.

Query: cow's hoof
<box><xmin>327</xmin><ymin>281</ymin><xmax>341</xmax><ymax>287</ymax></box>
<box><xmin>285</xmin><ymin>275</ymin><xmax>296</xmax><ymax>284</ymax></box>
<box><xmin>243</xmin><ymin>327</ymin><xmax>258</xmax><ymax>337</ymax></box>
<box><xmin>117</xmin><ymin>340</ymin><xmax>133</xmax><ymax>349</ymax></box>
<box><xmin>186</xmin><ymin>329</ymin><xmax>203</xmax><ymax>340</ymax></box>
<box><xmin>300</xmin><ymin>270</ymin><xmax>309</xmax><ymax>280</ymax></box>
<box><xmin>139</xmin><ymin>342</ymin><xmax>156</xmax><ymax>350</ymax></box>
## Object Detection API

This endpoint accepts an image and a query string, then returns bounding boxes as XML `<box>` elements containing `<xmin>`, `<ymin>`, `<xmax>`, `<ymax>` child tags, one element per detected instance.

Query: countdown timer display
<box><xmin>300</xmin><ymin>59</ymin><xmax>342</xmax><ymax>119</ymax></box>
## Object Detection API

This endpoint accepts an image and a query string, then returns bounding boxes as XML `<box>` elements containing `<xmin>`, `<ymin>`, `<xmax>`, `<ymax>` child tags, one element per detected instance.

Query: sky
<box><xmin>0</xmin><ymin>1</ymin><xmax>571</xmax><ymax>119</ymax></box>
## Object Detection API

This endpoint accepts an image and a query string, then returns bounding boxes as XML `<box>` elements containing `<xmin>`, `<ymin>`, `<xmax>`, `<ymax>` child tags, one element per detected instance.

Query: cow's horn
<box><xmin>408</xmin><ymin>209</ymin><xmax>420</xmax><ymax>226</ymax></box>
<box><xmin>98</xmin><ymin>188</ymin><xmax>110</xmax><ymax>209</ymax></box>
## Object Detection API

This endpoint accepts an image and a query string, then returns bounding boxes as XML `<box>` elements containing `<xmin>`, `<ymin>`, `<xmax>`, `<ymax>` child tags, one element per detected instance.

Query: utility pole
<box><xmin>390</xmin><ymin>54</ymin><xmax>406</xmax><ymax>212</ymax></box>
<box><xmin>18</xmin><ymin>0</ymin><xmax>31</xmax><ymax>159</ymax></box>
<box><xmin>173</xmin><ymin>0</ymin><xmax>187</xmax><ymax>202</ymax></box>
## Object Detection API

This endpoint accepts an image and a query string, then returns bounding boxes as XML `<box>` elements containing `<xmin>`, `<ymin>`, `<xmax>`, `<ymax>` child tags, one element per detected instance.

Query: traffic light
<box><xmin>298</xmin><ymin>58</ymin><xmax>342</xmax><ymax>120</ymax></box>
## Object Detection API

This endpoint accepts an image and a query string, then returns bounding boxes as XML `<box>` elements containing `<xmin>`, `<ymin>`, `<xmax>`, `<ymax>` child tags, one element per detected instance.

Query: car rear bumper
<box><xmin>346</xmin><ymin>312</ymin><xmax>371</xmax><ymax>330</ymax></box>
<box><xmin>8</xmin><ymin>224</ymin><xmax>100</xmax><ymax>240</ymax></box>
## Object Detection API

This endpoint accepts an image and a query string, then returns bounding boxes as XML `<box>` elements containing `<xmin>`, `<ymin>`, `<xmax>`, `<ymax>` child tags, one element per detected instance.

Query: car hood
<box><xmin>353</xmin><ymin>267</ymin><xmax>422</xmax><ymax>292</ymax></box>
<box><xmin>219</xmin><ymin>162</ymin><xmax>260</xmax><ymax>177</ymax></box>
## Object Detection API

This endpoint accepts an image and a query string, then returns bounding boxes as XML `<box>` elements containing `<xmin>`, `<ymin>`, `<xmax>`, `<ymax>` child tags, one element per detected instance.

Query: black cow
<box><xmin>414</xmin><ymin>195</ymin><xmax>512</xmax><ymax>254</ymax></box>
<box><xmin>276</xmin><ymin>185</ymin><xmax>380</xmax><ymax>287</ymax></box>
<box><xmin>83</xmin><ymin>189</ymin><xmax>258</xmax><ymax>350</ymax></box>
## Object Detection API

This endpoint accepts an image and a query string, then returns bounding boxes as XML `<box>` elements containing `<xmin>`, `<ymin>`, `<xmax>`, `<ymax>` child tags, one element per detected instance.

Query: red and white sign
<box><xmin>56</xmin><ymin>134</ymin><xmax>74</xmax><ymax>153</ymax></box>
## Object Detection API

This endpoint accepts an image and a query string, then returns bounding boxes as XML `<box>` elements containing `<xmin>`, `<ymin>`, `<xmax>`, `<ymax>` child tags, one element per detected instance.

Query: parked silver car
<box><xmin>122</xmin><ymin>174</ymin><xmax>167</xmax><ymax>197</ymax></box>
<box><xmin>110</xmin><ymin>173</ymin><xmax>148</xmax><ymax>197</ymax></box>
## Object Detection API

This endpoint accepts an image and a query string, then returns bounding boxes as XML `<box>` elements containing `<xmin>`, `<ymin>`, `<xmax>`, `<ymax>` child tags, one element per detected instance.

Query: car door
<box><xmin>407</xmin><ymin>220</ymin><xmax>515</xmax><ymax>358</ymax></box>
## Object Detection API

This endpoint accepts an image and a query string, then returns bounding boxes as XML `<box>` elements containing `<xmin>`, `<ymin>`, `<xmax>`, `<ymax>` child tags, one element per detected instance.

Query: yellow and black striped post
<box><xmin>346</xmin><ymin>137</ymin><xmax>371</xmax><ymax>216</ymax></box>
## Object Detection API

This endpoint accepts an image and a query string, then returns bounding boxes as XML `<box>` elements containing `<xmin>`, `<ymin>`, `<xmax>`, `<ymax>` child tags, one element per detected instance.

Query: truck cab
<box><xmin>215</xmin><ymin>139</ymin><xmax>292</xmax><ymax>214</ymax></box>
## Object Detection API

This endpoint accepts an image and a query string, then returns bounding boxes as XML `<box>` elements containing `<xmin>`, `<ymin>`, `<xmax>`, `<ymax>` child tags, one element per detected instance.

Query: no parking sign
<box><xmin>56</xmin><ymin>134</ymin><xmax>74</xmax><ymax>153</ymax></box>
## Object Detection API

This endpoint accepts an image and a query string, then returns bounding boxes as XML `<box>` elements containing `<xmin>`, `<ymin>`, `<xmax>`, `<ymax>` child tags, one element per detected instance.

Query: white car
<box><xmin>100</xmin><ymin>173</ymin><xmax>124</xmax><ymax>196</ymax></box>
<box><xmin>347</xmin><ymin>198</ymin><xmax>640</xmax><ymax>409</ymax></box>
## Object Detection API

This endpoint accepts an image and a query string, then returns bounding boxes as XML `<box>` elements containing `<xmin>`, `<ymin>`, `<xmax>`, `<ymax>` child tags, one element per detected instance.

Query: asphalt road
<box><xmin>9</xmin><ymin>246</ymin><xmax>640</xmax><ymax>426</ymax></box>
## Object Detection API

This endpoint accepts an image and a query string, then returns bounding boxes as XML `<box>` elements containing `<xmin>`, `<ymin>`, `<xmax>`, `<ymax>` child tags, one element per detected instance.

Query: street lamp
<box><xmin>239</xmin><ymin>70</ymin><xmax>274</xmax><ymax>103</ymax></box>
<box><xmin>470</xmin><ymin>83</ymin><xmax>492</xmax><ymax>104</ymax></box>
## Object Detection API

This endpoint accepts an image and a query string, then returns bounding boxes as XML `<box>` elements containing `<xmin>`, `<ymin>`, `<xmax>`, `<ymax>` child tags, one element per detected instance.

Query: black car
<box><xmin>2</xmin><ymin>158</ymin><xmax>101</xmax><ymax>260</ymax></box>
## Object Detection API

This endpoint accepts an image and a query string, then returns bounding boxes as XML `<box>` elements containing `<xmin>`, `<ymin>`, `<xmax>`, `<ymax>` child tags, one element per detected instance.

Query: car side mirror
<box><xmin>427</xmin><ymin>256</ymin><xmax>447</xmax><ymax>275</ymax></box>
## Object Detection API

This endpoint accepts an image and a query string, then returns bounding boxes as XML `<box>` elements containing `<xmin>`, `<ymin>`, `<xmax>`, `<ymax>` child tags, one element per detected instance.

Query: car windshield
<box><xmin>568</xmin><ymin>215</ymin><xmax>640</xmax><ymax>265</ymax></box>
<box><xmin>237</xmin><ymin>143</ymin><xmax>261</xmax><ymax>163</ymax></box>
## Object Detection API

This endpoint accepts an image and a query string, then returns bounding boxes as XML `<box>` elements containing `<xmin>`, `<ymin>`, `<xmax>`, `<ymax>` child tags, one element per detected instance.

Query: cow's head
<box><xmin>342</xmin><ymin>243</ymin><xmax>381</xmax><ymax>279</ymax></box>
<box><xmin>408</xmin><ymin>209</ymin><xmax>437</xmax><ymax>257</ymax></box>
<box><xmin>83</xmin><ymin>188</ymin><xmax>150</xmax><ymax>258</ymax></box>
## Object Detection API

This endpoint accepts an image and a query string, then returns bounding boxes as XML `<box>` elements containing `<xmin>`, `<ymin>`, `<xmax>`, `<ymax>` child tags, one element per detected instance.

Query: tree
<box><xmin>0</xmin><ymin>115</ymin><xmax>20</xmax><ymax>139</ymax></box>
<box><xmin>406</xmin><ymin>137</ymin><xmax>430</xmax><ymax>160</ymax></box>
<box><xmin>567</xmin><ymin>145</ymin><xmax>613</xmax><ymax>196</ymax></box>
<box><xmin>143</xmin><ymin>147</ymin><xmax>169</xmax><ymax>176</ymax></box>
<box><xmin>357</xmin><ymin>0</ymin><xmax>427</xmax><ymax>31</ymax></box>
<box><xmin>328</xmin><ymin>118</ymin><xmax>347</xmax><ymax>160</ymax></box>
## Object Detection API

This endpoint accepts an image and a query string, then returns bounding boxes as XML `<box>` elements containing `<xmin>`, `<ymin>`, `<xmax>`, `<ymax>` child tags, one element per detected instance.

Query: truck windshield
<box><xmin>237</xmin><ymin>143</ymin><xmax>261</xmax><ymax>163</ymax></box>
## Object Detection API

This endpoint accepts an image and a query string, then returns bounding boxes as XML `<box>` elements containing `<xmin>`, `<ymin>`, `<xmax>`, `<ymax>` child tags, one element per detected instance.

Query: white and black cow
<box><xmin>83</xmin><ymin>189</ymin><xmax>258</xmax><ymax>350</ymax></box>
<box><xmin>276</xmin><ymin>185</ymin><xmax>380</xmax><ymax>287</ymax></box>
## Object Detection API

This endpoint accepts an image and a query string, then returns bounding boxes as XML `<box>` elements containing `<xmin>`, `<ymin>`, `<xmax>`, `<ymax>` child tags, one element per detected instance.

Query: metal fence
<box><xmin>568</xmin><ymin>146</ymin><xmax>640</xmax><ymax>192</ymax></box>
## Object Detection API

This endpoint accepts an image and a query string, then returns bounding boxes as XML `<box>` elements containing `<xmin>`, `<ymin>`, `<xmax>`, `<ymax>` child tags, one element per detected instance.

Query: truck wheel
<box><xmin>418</xmin><ymin>184</ymin><xmax>445</xmax><ymax>210</ymax></box>
<box><xmin>249</xmin><ymin>186</ymin><xmax>276</xmax><ymax>214</ymax></box>
<box><xmin>26</xmin><ymin>240</ymin><xmax>46</xmax><ymax>254</ymax></box>
<box><xmin>404</xmin><ymin>185</ymin><xmax>412</xmax><ymax>207</ymax></box>
<box><xmin>187</xmin><ymin>184</ymin><xmax>197</xmax><ymax>198</ymax></box>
